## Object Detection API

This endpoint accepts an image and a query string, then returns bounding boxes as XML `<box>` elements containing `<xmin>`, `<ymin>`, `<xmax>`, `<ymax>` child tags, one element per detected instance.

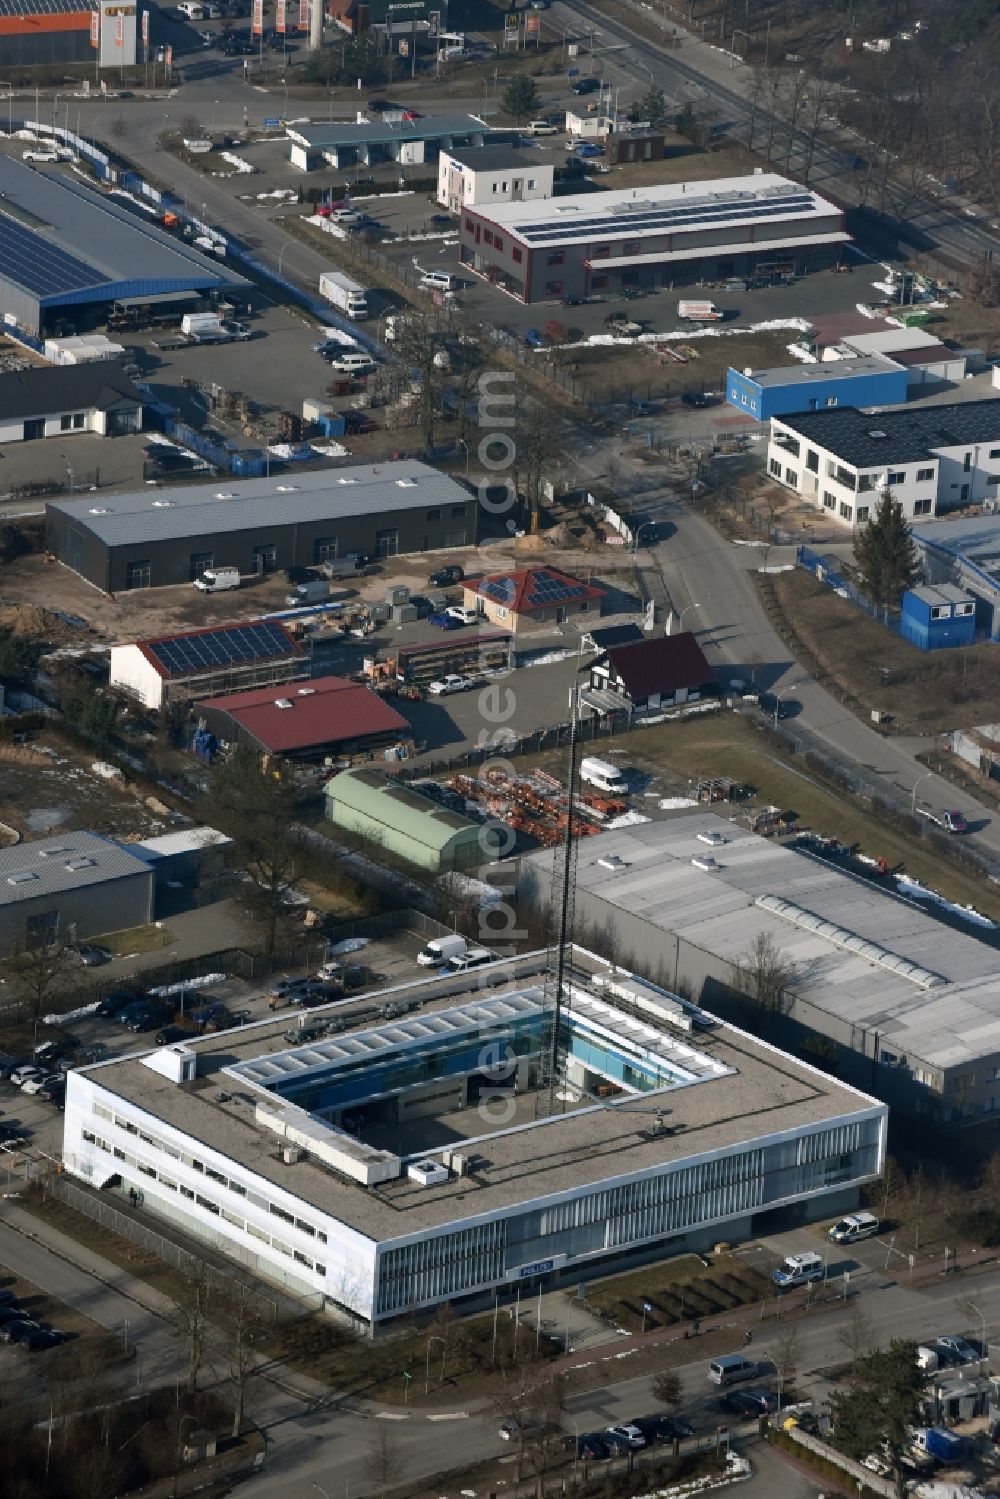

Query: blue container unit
<box><xmin>900</xmin><ymin>584</ymin><xmax>977</xmax><ymax>651</ymax></box>
<box><xmin>726</xmin><ymin>356</ymin><xmax>909</xmax><ymax>421</ymax></box>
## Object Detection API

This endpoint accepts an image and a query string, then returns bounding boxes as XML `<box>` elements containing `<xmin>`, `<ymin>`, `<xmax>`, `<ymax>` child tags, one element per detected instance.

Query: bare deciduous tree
<box><xmin>733</xmin><ymin>932</ymin><xmax>796</xmax><ymax>1015</ymax></box>
<box><xmin>362</xmin><ymin>1426</ymin><xmax>404</xmax><ymax>1498</ymax></box>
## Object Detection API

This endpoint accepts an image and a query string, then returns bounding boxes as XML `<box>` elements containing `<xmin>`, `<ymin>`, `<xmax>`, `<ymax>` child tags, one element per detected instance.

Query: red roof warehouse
<box><xmin>196</xmin><ymin>676</ymin><xmax>412</xmax><ymax>762</ymax></box>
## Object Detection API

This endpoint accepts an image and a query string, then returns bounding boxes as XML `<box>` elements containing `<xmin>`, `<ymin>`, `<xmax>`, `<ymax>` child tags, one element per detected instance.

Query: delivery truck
<box><xmin>181</xmin><ymin>312</ymin><xmax>251</xmax><ymax>343</ymax></box>
<box><xmin>910</xmin><ymin>1428</ymin><xmax>967</xmax><ymax>1464</ymax></box>
<box><xmin>677</xmin><ymin>300</ymin><xmax>724</xmax><ymax>322</ymax></box>
<box><xmin>285</xmin><ymin>579</ymin><xmax>332</xmax><ymax>607</ymax></box>
<box><xmin>319</xmin><ymin>271</ymin><xmax>369</xmax><ymax>320</ymax></box>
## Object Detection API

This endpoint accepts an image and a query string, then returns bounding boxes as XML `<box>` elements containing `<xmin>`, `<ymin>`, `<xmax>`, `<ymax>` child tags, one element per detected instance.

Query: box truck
<box><xmin>319</xmin><ymin>271</ymin><xmax>369</xmax><ymax>320</ymax></box>
<box><xmin>677</xmin><ymin>300</ymin><xmax>724</xmax><ymax>322</ymax></box>
<box><xmin>181</xmin><ymin>313</ymin><xmax>251</xmax><ymax>343</ymax></box>
<box><xmin>285</xmin><ymin>579</ymin><xmax>332</xmax><ymax>607</ymax></box>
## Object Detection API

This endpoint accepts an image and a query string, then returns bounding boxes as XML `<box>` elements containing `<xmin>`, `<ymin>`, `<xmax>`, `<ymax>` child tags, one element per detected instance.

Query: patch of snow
<box><xmin>605</xmin><ymin>811</ymin><xmax>652</xmax><ymax>829</ymax></box>
<box><xmin>327</xmin><ymin>937</ymin><xmax>370</xmax><ymax>955</ymax></box>
<box><xmin>660</xmin><ymin>796</ymin><xmax>698</xmax><ymax>810</ymax></box>
<box><xmin>44</xmin><ymin>1001</ymin><xmax>99</xmax><ymax>1025</ymax></box>
<box><xmin>148</xmin><ymin>972</ymin><xmax>225</xmax><ymax>998</ymax></box>
<box><xmin>896</xmin><ymin>875</ymin><xmax>997</xmax><ymax>928</ymax></box>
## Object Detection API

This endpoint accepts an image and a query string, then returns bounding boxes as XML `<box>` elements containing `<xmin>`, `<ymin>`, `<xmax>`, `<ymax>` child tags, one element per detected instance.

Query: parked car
<box><xmin>18</xmin><ymin>1327</ymin><xmax>69</xmax><ymax>1351</ymax></box>
<box><xmin>38</xmin><ymin>1079</ymin><xmax>66</xmax><ymax>1104</ymax></box>
<box><xmin>0</xmin><ymin>1318</ymin><xmax>40</xmax><ymax>1342</ymax></box>
<box><xmin>681</xmin><ymin>390</ymin><xmax>716</xmax><ymax>408</ymax></box>
<box><xmin>573</xmin><ymin>142</ymin><xmax>604</xmax><ymax>158</ymax></box>
<box><xmin>428</xmin><ymin>611</ymin><xmax>462</xmax><ymax>630</ymax></box>
<box><xmin>499</xmin><ymin>1417</ymin><xmax>547</xmax><ymax>1441</ymax></box>
<box><xmin>606</xmin><ymin>1424</ymin><xmax>646</xmax><ymax>1450</ymax></box>
<box><xmin>9</xmin><ymin>1065</ymin><xmax>44</xmax><ymax>1089</ymax></box>
<box><xmin>577</xmin><ymin>1434</ymin><xmax>612</xmax><ymax>1461</ymax></box>
<box><xmin>719</xmin><ymin>1388</ymin><xmax>776</xmax><ymax>1417</ymax></box>
<box><xmin>524</xmin><ymin>327</ymin><xmax>545</xmax><ymax>348</ymax></box>
<box><xmin>95</xmin><ymin>988</ymin><xmax>145</xmax><ymax>1018</ymax></box>
<box><xmin>600</xmin><ymin>1429</ymin><xmax>636</xmax><ymax>1456</ymax></box>
<box><xmin>21</xmin><ymin>1073</ymin><xmax>62</xmax><ymax>1097</ymax></box>
<box><xmin>934</xmin><ymin>1335</ymin><xmax>980</xmax><ymax>1365</ymax></box>
<box><xmin>0</xmin><ymin>1288</ymin><xmax>19</xmax><ymax>1308</ymax></box>
<box><xmin>72</xmin><ymin>943</ymin><xmax>112</xmax><ymax>967</ymax></box>
<box><xmin>428</xmin><ymin>674</ymin><xmax>475</xmax><ymax>695</ymax></box>
<box><xmin>430</xmin><ymin>213</ymin><xmax>452</xmax><ymax>225</ymax></box>
<box><xmin>570</xmin><ymin>77</ymin><xmax>600</xmax><ymax>95</ymax></box>
<box><xmin>0</xmin><ymin>1306</ymin><xmax>28</xmax><ymax>1326</ymax></box>
<box><xmin>126</xmin><ymin>1006</ymin><xmax>167</xmax><ymax>1033</ymax></box>
<box><xmin>428</xmin><ymin>564</ymin><xmax>464</xmax><ymax>587</ymax></box>
<box><xmin>34</xmin><ymin>1038</ymin><xmax>77</xmax><ymax>1064</ymax></box>
<box><xmin>444</xmin><ymin>606</ymin><xmax>477</xmax><ymax>625</ymax></box>
<box><xmin>155</xmin><ymin>1024</ymin><xmax>192</xmax><ymax>1046</ymax></box>
<box><xmin>22</xmin><ymin>148</ymin><xmax>59</xmax><ymax>162</ymax></box>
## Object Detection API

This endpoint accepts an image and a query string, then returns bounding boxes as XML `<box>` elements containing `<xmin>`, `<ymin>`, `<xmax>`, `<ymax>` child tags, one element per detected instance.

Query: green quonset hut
<box><xmin>324</xmin><ymin>768</ymin><xmax>501</xmax><ymax>873</ymax></box>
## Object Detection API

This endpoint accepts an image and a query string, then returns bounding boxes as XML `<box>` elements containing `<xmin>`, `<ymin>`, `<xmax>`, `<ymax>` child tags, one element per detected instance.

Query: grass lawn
<box><xmin>518</xmin><ymin>713</ymin><xmax>1000</xmax><ymax>921</ymax></box>
<box><xmin>100</xmin><ymin>924</ymin><xmax>174</xmax><ymax>958</ymax></box>
<box><xmin>766</xmin><ymin>568</ymin><xmax>1000</xmax><ymax>736</ymax></box>
<box><xmin>552</xmin><ymin>330</ymin><xmax>794</xmax><ymax>400</ymax></box>
<box><xmin>581</xmin><ymin>1252</ymin><xmax>770</xmax><ymax>1334</ymax></box>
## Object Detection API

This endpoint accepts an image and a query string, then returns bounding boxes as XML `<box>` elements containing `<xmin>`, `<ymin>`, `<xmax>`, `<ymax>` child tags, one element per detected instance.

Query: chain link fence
<box><xmin>45</xmin><ymin>1174</ymin><xmax>322</xmax><ymax>1321</ymax></box>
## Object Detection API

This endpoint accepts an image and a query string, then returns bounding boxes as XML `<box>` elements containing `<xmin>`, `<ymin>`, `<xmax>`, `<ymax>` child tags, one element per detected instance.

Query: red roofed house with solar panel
<box><xmin>109</xmin><ymin>620</ymin><xmax>308</xmax><ymax>711</ymax></box>
<box><xmin>463</xmin><ymin>566</ymin><xmax>604</xmax><ymax>635</ymax></box>
<box><xmin>587</xmin><ymin>633</ymin><xmax>715</xmax><ymax>716</ymax></box>
<box><xmin>196</xmin><ymin>677</ymin><xmax>412</xmax><ymax>764</ymax></box>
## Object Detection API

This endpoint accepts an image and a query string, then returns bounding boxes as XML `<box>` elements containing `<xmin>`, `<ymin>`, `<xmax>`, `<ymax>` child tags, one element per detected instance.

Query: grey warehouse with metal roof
<box><xmin>0</xmin><ymin>831</ymin><xmax>154</xmax><ymax>956</ymax></box>
<box><xmin>0</xmin><ymin>158</ymin><xmax>247</xmax><ymax>335</ymax></box>
<box><xmin>519</xmin><ymin>811</ymin><xmax>1000</xmax><ymax>1122</ymax></box>
<box><xmin>46</xmin><ymin>461</ymin><xmax>477</xmax><ymax>592</ymax></box>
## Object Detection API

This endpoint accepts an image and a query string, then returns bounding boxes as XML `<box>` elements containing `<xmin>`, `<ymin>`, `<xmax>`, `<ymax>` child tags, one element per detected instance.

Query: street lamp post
<box><xmin>670</xmin><ymin>600</ymin><xmax>700</xmax><ymax>635</ymax></box>
<box><xmin>774</xmin><ymin>682</ymin><xmax>798</xmax><ymax>726</ymax></box>
<box><xmin>729</xmin><ymin>28</ymin><xmax>750</xmax><ymax>66</ymax></box>
<box><xmin>911</xmin><ymin>770</ymin><xmax>933</xmax><ymax>818</ymax></box>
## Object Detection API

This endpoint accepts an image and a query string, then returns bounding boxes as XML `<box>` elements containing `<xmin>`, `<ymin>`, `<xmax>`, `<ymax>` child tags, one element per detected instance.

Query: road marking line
<box><xmin>374</xmin><ymin>1412</ymin><xmax>410</xmax><ymax>1421</ymax></box>
<box><xmin>427</xmin><ymin>1413</ymin><xmax>470</xmax><ymax>1421</ymax></box>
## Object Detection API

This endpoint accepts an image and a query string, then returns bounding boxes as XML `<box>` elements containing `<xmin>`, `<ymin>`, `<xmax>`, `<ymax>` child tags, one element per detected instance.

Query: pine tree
<box><xmin>830</xmin><ymin>1340</ymin><xmax>923</xmax><ymax>1488</ymax></box>
<box><xmin>852</xmin><ymin>489</ymin><xmax>923</xmax><ymax>610</ymax></box>
<box><xmin>503</xmin><ymin>76</ymin><xmax>540</xmax><ymax>123</ymax></box>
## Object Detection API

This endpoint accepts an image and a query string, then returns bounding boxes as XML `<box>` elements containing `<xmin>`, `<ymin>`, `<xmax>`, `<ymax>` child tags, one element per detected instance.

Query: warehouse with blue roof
<box><xmin>0</xmin><ymin>159</ymin><xmax>248</xmax><ymax>336</ymax></box>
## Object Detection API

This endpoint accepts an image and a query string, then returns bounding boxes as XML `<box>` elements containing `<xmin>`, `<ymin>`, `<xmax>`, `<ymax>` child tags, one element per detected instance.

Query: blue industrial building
<box><xmin>0</xmin><ymin>157</ymin><xmax>248</xmax><ymax>336</ymax></box>
<box><xmin>900</xmin><ymin>584</ymin><xmax>977</xmax><ymax>651</ymax></box>
<box><xmin>726</xmin><ymin>355</ymin><xmax>909</xmax><ymax>421</ymax></box>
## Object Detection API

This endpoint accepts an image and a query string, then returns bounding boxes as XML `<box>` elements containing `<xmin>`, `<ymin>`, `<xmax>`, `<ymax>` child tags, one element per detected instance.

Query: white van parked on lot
<box><xmin>772</xmin><ymin>1251</ymin><xmax>824</xmax><ymax>1289</ymax></box>
<box><xmin>444</xmin><ymin>947</ymin><xmax>497</xmax><ymax>973</ymax></box>
<box><xmin>420</xmin><ymin>270</ymin><xmax>456</xmax><ymax>291</ymax></box>
<box><xmin>192</xmin><ymin>565</ymin><xmax>240</xmax><ymax>593</ymax></box>
<box><xmin>329</xmin><ymin>352</ymin><xmax>377</xmax><ymax>374</ymax></box>
<box><xmin>579</xmin><ymin>757</ymin><xmax>628</xmax><ymax>796</ymax></box>
<box><xmin>178</xmin><ymin>2</ymin><xmax>205</xmax><ymax>18</ymax></box>
<box><xmin>416</xmin><ymin>934</ymin><xmax>467</xmax><ymax>968</ymax></box>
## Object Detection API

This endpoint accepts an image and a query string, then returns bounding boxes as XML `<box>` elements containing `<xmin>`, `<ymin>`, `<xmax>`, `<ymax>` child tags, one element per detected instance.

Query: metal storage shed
<box><xmin>324</xmin><ymin>768</ymin><xmax>502</xmax><ymax>872</ymax></box>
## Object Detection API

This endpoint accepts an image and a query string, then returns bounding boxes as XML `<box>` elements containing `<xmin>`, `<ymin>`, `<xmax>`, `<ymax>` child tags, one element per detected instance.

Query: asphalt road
<box><xmin>546</xmin><ymin>0</ymin><xmax>1000</xmax><ymax>269</ymax></box>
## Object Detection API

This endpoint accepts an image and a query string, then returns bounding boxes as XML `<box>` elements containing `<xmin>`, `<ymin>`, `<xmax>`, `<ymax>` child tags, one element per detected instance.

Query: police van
<box><xmin>771</xmin><ymin>1251</ymin><xmax>824</xmax><ymax>1289</ymax></box>
<box><xmin>828</xmin><ymin>1211</ymin><xmax>880</xmax><ymax>1244</ymax></box>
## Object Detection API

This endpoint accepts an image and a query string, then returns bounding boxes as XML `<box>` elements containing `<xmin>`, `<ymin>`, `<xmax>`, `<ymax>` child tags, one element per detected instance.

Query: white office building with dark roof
<box><xmin>767</xmin><ymin>399</ymin><xmax>1000</xmax><ymax>527</ymax></box>
<box><xmin>457</xmin><ymin>172</ymin><xmax>849</xmax><ymax>303</ymax></box>
<box><xmin>62</xmin><ymin>947</ymin><xmax>886</xmax><ymax>1324</ymax></box>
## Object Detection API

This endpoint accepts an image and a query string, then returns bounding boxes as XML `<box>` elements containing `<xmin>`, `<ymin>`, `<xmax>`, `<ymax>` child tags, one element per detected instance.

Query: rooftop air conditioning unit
<box><xmin>282</xmin><ymin>1145</ymin><xmax>305</xmax><ymax>1164</ymax></box>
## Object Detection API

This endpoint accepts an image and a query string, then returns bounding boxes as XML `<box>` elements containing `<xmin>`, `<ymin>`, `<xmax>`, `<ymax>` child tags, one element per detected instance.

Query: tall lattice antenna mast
<box><xmin>537</xmin><ymin>684</ymin><xmax>582</xmax><ymax>1117</ymax></box>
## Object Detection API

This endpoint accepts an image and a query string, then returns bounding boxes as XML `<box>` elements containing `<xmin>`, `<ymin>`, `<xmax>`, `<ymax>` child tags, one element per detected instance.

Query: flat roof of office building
<box><xmin>737</xmin><ymin>356</ymin><xmax>901</xmax><ymax>388</ymax></box>
<box><xmin>443</xmin><ymin>144</ymin><xmax>541</xmax><ymax>171</ymax></box>
<box><xmin>774</xmin><ymin>399</ymin><xmax>1000</xmax><ymax>468</ymax></box>
<box><xmin>79</xmin><ymin>951</ymin><xmax>880</xmax><ymax>1239</ymax></box>
<box><xmin>47</xmin><ymin>461</ymin><xmax>471</xmax><ymax>548</ymax></box>
<box><xmin>464</xmin><ymin>172</ymin><xmax>846</xmax><ymax>251</ymax></box>
<box><xmin>523</xmin><ymin>812</ymin><xmax>1000</xmax><ymax>1076</ymax></box>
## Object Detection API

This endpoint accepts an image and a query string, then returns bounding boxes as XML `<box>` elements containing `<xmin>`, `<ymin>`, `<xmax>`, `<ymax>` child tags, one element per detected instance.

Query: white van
<box><xmin>772</xmin><ymin>1251</ymin><xmax>824</xmax><ymax>1289</ymax></box>
<box><xmin>192</xmin><ymin>565</ymin><xmax>240</xmax><ymax>593</ymax></box>
<box><xmin>828</xmin><ymin>1211</ymin><xmax>879</xmax><ymax>1244</ymax></box>
<box><xmin>420</xmin><ymin>270</ymin><xmax>456</xmax><ymax>291</ymax></box>
<box><xmin>444</xmin><ymin>947</ymin><xmax>497</xmax><ymax>974</ymax></box>
<box><xmin>580</xmin><ymin>757</ymin><xmax>628</xmax><ymax>796</ymax></box>
<box><xmin>178</xmin><ymin>1</ymin><xmax>204</xmax><ymax>17</ymax></box>
<box><xmin>416</xmin><ymin>934</ymin><xmax>467</xmax><ymax>968</ymax></box>
<box><xmin>708</xmin><ymin>1354</ymin><xmax>759</xmax><ymax>1386</ymax></box>
<box><xmin>329</xmin><ymin>352</ymin><xmax>377</xmax><ymax>375</ymax></box>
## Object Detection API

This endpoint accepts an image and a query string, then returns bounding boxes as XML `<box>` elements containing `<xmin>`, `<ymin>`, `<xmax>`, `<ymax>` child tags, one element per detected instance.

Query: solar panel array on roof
<box><xmin>0</xmin><ymin>214</ymin><xmax>103</xmax><ymax>297</ymax></box>
<box><xmin>517</xmin><ymin>192</ymin><xmax>817</xmax><ymax>245</ymax></box>
<box><xmin>527</xmin><ymin>573</ymin><xmax>587</xmax><ymax>603</ymax></box>
<box><xmin>480</xmin><ymin>576</ymin><xmax>517</xmax><ymax>604</ymax></box>
<box><xmin>146</xmin><ymin>622</ymin><xmax>296</xmax><ymax>678</ymax></box>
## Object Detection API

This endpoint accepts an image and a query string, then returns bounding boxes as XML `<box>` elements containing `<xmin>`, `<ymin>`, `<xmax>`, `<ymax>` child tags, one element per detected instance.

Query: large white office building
<box><xmin>63</xmin><ymin>950</ymin><xmax>885</xmax><ymax>1325</ymax></box>
<box><xmin>766</xmin><ymin>399</ymin><xmax>1000</xmax><ymax>527</ymax></box>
